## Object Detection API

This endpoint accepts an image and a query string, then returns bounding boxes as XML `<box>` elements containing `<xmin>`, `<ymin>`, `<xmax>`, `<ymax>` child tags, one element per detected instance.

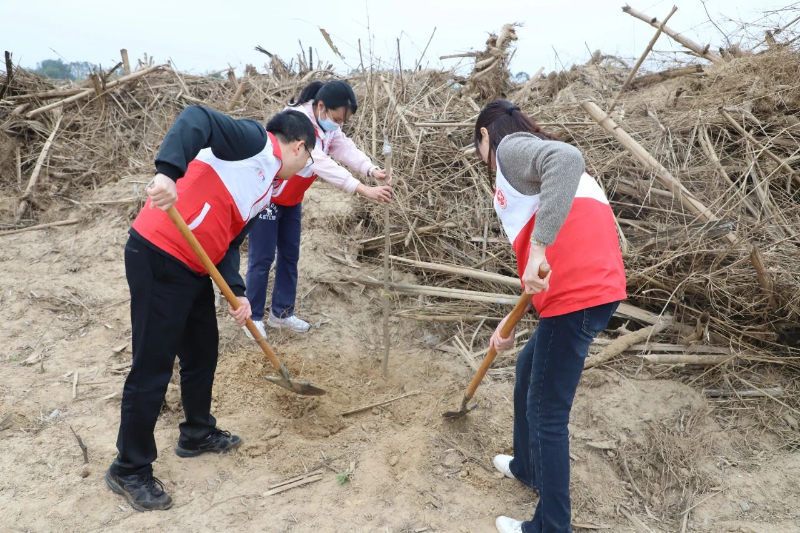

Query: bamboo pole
<box><xmin>16</xmin><ymin>113</ymin><xmax>63</xmax><ymax>222</ymax></box>
<box><xmin>580</xmin><ymin>101</ymin><xmax>737</xmax><ymax>245</ymax></box>
<box><xmin>719</xmin><ymin>107</ymin><xmax>800</xmax><ymax>188</ymax></box>
<box><xmin>227</xmin><ymin>79</ymin><xmax>248</xmax><ymax>111</ymax></box>
<box><xmin>608</xmin><ymin>6</ymin><xmax>678</xmax><ymax>113</ymax></box>
<box><xmin>622</xmin><ymin>5</ymin><xmax>723</xmax><ymax>64</ymax></box>
<box><xmin>630</xmin><ymin>65</ymin><xmax>703</xmax><ymax>89</ymax></box>
<box><xmin>382</xmin><ymin>140</ymin><xmax>393</xmax><ymax>377</ymax></box>
<box><xmin>120</xmin><ymin>49</ymin><xmax>131</xmax><ymax>75</ymax></box>
<box><xmin>26</xmin><ymin>64</ymin><xmax>164</xmax><ymax>118</ymax></box>
<box><xmin>354</xmin><ymin>278</ymin><xmax>518</xmax><ymax>305</ymax></box>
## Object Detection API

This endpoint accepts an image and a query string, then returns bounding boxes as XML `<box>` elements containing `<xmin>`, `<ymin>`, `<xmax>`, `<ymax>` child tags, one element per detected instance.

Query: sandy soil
<box><xmin>1</xmin><ymin>179</ymin><xmax>798</xmax><ymax>532</ymax></box>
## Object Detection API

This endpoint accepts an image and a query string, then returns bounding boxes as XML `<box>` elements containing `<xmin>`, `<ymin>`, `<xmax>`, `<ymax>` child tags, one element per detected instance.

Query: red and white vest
<box><xmin>132</xmin><ymin>132</ymin><xmax>283</xmax><ymax>274</ymax></box>
<box><xmin>271</xmin><ymin>129</ymin><xmax>335</xmax><ymax>206</ymax></box>
<box><xmin>493</xmin><ymin>166</ymin><xmax>627</xmax><ymax>317</ymax></box>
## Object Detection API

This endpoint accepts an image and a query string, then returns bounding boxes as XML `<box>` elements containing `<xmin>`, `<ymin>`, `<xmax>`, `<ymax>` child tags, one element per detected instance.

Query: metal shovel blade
<box><xmin>442</xmin><ymin>395</ymin><xmax>478</xmax><ymax>419</ymax></box>
<box><xmin>263</xmin><ymin>375</ymin><xmax>327</xmax><ymax>396</ymax></box>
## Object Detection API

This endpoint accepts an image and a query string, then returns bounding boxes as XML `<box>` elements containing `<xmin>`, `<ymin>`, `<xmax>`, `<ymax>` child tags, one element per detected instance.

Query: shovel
<box><xmin>167</xmin><ymin>206</ymin><xmax>326</xmax><ymax>396</ymax></box>
<box><xmin>443</xmin><ymin>262</ymin><xmax>550</xmax><ymax>419</ymax></box>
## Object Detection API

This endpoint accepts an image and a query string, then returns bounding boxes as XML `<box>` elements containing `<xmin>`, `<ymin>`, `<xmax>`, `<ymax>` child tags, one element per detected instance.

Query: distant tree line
<box><xmin>33</xmin><ymin>59</ymin><xmax>98</xmax><ymax>80</ymax></box>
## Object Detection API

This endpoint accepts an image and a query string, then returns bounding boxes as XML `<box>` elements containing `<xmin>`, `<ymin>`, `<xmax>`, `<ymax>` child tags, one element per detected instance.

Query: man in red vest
<box><xmin>105</xmin><ymin>106</ymin><xmax>316</xmax><ymax>512</ymax></box>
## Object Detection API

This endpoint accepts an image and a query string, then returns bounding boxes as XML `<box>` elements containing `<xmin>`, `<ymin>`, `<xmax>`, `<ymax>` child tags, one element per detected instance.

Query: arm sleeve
<box><xmin>497</xmin><ymin>136</ymin><xmax>585</xmax><ymax>246</ymax></box>
<box><xmin>308</xmin><ymin>144</ymin><xmax>363</xmax><ymax>194</ymax></box>
<box><xmin>215</xmin><ymin>217</ymin><xmax>258</xmax><ymax>297</ymax></box>
<box><xmin>328</xmin><ymin>130</ymin><xmax>376</xmax><ymax>177</ymax></box>
<box><xmin>155</xmin><ymin>106</ymin><xmax>267</xmax><ymax>180</ymax></box>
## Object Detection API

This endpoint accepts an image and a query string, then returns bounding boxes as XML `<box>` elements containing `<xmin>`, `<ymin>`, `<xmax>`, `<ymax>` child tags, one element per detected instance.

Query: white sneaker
<box><xmin>493</xmin><ymin>454</ymin><xmax>516</xmax><ymax>479</ymax></box>
<box><xmin>266</xmin><ymin>312</ymin><xmax>311</xmax><ymax>333</ymax></box>
<box><xmin>243</xmin><ymin>320</ymin><xmax>267</xmax><ymax>341</ymax></box>
<box><xmin>495</xmin><ymin>516</ymin><xmax>523</xmax><ymax>533</ymax></box>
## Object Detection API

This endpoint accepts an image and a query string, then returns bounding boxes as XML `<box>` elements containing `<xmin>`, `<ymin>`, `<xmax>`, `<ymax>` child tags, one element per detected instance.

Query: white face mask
<box><xmin>317</xmin><ymin>108</ymin><xmax>340</xmax><ymax>132</ymax></box>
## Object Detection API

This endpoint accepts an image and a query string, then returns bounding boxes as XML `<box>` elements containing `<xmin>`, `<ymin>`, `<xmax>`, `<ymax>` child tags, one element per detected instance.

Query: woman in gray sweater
<box><xmin>474</xmin><ymin>100</ymin><xmax>627</xmax><ymax>533</ymax></box>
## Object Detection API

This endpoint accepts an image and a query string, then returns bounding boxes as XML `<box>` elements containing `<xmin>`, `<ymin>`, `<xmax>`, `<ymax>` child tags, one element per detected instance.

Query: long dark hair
<box><xmin>474</xmin><ymin>99</ymin><xmax>560</xmax><ymax>180</ymax></box>
<box><xmin>289</xmin><ymin>80</ymin><xmax>358</xmax><ymax>114</ymax></box>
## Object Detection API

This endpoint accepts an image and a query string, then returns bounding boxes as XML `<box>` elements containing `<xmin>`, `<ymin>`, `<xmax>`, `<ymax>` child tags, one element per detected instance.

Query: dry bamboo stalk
<box><xmin>608</xmin><ymin>6</ymin><xmax>678</xmax><ymax>113</ymax></box>
<box><xmin>0</xmin><ymin>218</ymin><xmax>80</xmax><ymax>237</ymax></box>
<box><xmin>394</xmin><ymin>313</ymin><xmax>502</xmax><ymax>323</ymax></box>
<box><xmin>353</xmin><ymin>278</ymin><xmax>518</xmax><ymax>305</ymax></box>
<box><xmin>388</xmin><ymin>255</ymin><xmax>519</xmax><ymax>287</ymax></box>
<box><xmin>580</xmin><ymin>102</ymin><xmax>737</xmax><ymax>245</ymax></box>
<box><xmin>704</xmin><ymin>387</ymin><xmax>783</xmax><ymax>398</ymax></box>
<box><xmin>640</xmin><ymin>354</ymin><xmax>730</xmax><ymax>365</ymax></box>
<box><xmin>72</xmin><ymin>370</ymin><xmax>79</xmax><ymax>400</ymax></box>
<box><xmin>698</xmin><ymin>126</ymin><xmax>760</xmax><ymax>219</ymax></box>
<box><xmin>227</xmin><ymin>79</ymin><xmax>248</xmax><ymax>111</ymax></box>
<box><xmin>749</xmin><ymin>246</ymin><xmax>775</xmax><ymax>309</ymax></box>
<box><xmin>379</xmin><ymin>76</ymin><xmax>418</xmax><ymax>144</ymax></box>
<box><xmin>622</xmin><ymin>5</ymin><xmax>723</xmax><ymax>64</ymax></box>
<box><xmin>264</xmin><ymin>474</ymin><xmax>322</xmax><ymax>496</ymax></box>
<box><xmin>340</xmin><ymin>391</ymin><xmax>420</xmax><ymax>416</ymax></box>
<box><xmin>382</xmin><ymin>141</ymin><xmax>393</xmax><ymax>377</ymax></box>
<box><xmin>719</xmin><ymin>108</ymin><xmax>800</xmax><ymax>187</ymax></box>
<box><xmin>120</xmin><ymin>49</ymin><xmax>131</xmax><ymax>75</ymax></box>
<box><xmin>630</xmin><ymin>65</ymin><xmax>703</xmax><ymax>89</ymax></box>
<box><xmin>15</xmin><ymin>145</ymin><xmax>21</xmax><ymax>187</ymax></box>
<box><xmin>16</xmin><ymin>113</ymin><xmax>63</xmax><ymax>222</ymax></box>
<box><xmin>585</xmin><ymin>317</ymin><xmax>672</xmax><ymax>369</ymax></box>
<box><xmin>25</xmin><ymin>64</ymin><xmax>164</xmax><ymax>118</ymax></box>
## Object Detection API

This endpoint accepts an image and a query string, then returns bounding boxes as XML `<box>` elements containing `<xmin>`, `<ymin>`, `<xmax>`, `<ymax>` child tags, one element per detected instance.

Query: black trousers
<box><xmin>112</xmin><ymin>236</ymin><xmax>219</xmax><ymax>476</ymax></box>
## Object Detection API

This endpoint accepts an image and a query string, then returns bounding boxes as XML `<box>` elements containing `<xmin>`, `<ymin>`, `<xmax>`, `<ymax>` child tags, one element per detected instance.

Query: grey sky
<box><xmin>5</xmin><ymin>0</ymin><xmax>792</xmax><ymax>77</ymax></box>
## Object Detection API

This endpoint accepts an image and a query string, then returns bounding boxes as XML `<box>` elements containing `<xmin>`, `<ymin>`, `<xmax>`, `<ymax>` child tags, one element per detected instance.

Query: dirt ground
<box><xmin>1</xmin><ymin>179</ymin><xmax>799</xmax><ymax>533</ymax></box>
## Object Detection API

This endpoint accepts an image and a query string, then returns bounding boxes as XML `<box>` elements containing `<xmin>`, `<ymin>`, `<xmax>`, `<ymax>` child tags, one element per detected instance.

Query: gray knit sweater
<box><xmin>496</xmin><ymin>132</ymin><xmax>586</xmax><ymax>246</ymax></box>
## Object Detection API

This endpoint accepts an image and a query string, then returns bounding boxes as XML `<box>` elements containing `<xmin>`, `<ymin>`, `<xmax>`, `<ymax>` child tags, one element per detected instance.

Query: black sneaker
<box><xmin>174</xmin><ymin>428</ymin><xmax>242</xmax><ymax>458</ymax></box>
<box><xmin>105</xmin><ymin>468</ymin><xmax>173</xmax><ymax>511</ymax></box>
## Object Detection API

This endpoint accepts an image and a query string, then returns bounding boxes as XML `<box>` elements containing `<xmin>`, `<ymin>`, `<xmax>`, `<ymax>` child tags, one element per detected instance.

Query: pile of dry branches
<box><xmin>1</xmin><ymin>7</ymin><xmax>799</xmax><ymax>391</ymax></box>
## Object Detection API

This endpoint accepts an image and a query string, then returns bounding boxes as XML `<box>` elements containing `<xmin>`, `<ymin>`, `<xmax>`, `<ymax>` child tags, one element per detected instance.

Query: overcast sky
<box><xmin>5</xmin><ymin>0</ymin><xmax>794</xmax><ymax>77</ymax></box>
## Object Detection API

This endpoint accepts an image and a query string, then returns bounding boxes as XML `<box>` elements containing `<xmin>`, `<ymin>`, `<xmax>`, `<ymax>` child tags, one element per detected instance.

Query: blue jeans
<box><xmin>509</xmin><ymin>301</ymin><xmax>620</xmax><ymax>533</ymax></box>
<box><xmin>246</xmin><ymin>202</ymin><xmax>302</xmax><ymax>321</ymax></box>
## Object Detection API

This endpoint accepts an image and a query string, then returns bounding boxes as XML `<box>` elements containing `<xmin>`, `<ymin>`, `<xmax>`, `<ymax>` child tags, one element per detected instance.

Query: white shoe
<box><xmin>243</xmin><ymin>320</ymin><xmax>267</xmax><ymax>341</ymax></box>
<box><xmin>266</xmin><ymin>312</ymin><xmax>311</xmax><ymax>333</ymax></box>
<box><xmin>493</xmin><ymin>454</ymin><xmax>516</xmax><ymax>479</ymax></box>
<box><xmin>495</xmin><ymin>516</ymin><xmax>523</xmax><ymax>533</ymax></box>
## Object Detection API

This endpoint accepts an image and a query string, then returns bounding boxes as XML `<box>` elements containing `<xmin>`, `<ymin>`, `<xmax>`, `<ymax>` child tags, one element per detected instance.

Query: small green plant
<box><xmin>336</xmin><ymin>471</ymin><xmax>351</xmax><ymax>485</ymax></box>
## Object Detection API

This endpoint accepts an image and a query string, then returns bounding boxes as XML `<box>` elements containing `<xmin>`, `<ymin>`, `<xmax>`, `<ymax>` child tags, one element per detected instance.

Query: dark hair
<box><xmin>474</xmin><ymin>99</ymin><xmax>560</xmax><ymax>179</ymax></box>
<box><xmin>289</xmin><ymin>80</ymin><xmax>358</xmax><ymax>114</ymax></box>
<box><xmin>266</xmin><ymin>109</ymin><xmax>317</xmax><ymax>150</ymax></box>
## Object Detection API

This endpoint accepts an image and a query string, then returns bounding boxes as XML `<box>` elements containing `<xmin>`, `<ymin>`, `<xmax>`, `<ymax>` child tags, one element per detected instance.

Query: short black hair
<box><xmin>266</xmin><ymin>109</ymin><xmax>316</xmax><ymax>150</ymax></box>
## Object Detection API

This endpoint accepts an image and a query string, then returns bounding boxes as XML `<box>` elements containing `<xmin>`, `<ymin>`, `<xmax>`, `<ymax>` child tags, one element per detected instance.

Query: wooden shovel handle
<box><xmin>166</xmin><ymin>206</ymin><xmax>284</xmax><ymax>374</ymax></box>
<box><xmin>464</xmin><ymin>262</ymin><xmax>550</xmax><ymax>400</ymax></box>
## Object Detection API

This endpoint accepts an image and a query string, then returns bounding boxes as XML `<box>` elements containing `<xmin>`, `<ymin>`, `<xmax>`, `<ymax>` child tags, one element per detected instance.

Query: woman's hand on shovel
<box><xmin>227</xmin><ymin>296</ymin><xmax>251</xmax><ymax>326</ymax></box>
<box><xmin>522</xmin><ymin>244</ymin><xmax>551</xmax><ymax>295</ymax></box>
<box><xmin>489</xmin><ymin>314</ymin><xmax>515</xmax><ymax>354</ymax></box>
<box><xmin>147</xmin><ymin>173</ymin><xmax>178</xmax><ymax>211</ymax></box>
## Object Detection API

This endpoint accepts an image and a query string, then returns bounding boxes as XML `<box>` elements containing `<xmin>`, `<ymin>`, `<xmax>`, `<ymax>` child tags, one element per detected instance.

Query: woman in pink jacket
<box><xmin>245</xmin><ymin>80</ymin><xmax>391</xmax><ymax>339</ymax></box>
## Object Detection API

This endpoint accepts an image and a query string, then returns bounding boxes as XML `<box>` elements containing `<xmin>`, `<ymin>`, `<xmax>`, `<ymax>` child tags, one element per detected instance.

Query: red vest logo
<box><xmin>496</xmin><ymin>188</ymin><xmax>507</xmax><ymax>209</ymax></box>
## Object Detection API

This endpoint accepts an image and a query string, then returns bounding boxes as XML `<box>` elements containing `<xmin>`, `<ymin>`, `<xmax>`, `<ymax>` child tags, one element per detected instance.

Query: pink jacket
<box><xmin>283</xmin><ymin>101</ymin><xmax>376</xmax><ymax>194</ymax></box>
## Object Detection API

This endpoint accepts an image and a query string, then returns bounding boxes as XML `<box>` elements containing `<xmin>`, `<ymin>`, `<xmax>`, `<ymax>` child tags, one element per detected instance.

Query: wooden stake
<box><xmin>16</xmin><ymin>113</ymin><xmax>63</xmax><ymax>222</ymax></box>
<box><xmin>608</xmin><ymin>6</ymin><xmax>677</xmax><ymax>113</ymax></box>
<box><xmin>120</xmin><ymin>49</ymin><xmax>131</xmax><ymax>75</ymax></box>
<box><xmin>622</xmin><ymin>5</ymin><xmax>723</xmax><ymax>64</ymax></box>
<box><xmin>341</xmin><ymin>391</ymin><xmax>421</xmax><ymax>416</ymax></box>
<box><xmin>382</xmin><ymin>140</ymin><xmax>393</xmax><ymax>376</ymax></box>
